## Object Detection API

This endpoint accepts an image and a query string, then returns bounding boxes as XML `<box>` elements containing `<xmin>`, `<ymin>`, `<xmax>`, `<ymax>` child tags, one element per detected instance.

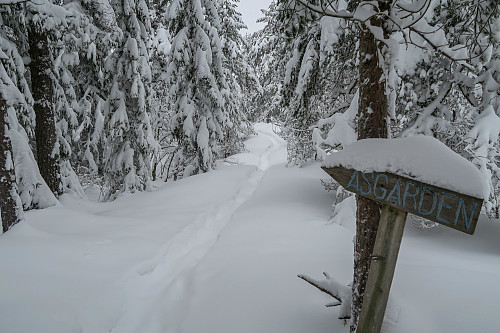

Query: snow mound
<box><xmin>323</xmin><ymin>136</ymin><xmax>488</xmax><ymax>199</ymax></box>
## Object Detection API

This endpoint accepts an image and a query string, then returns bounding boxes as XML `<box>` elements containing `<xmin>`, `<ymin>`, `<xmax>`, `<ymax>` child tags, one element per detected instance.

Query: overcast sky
<box><xmin>236</xmin><ymin>0</ymin><xmax>271</xmax><ymax>33</ymax></box>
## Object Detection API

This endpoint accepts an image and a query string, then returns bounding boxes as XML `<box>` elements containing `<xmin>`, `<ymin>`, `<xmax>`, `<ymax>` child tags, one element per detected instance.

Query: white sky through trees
<box><xmin>236</xmin><ymin>0</ymin><xmax>271</xmax><ymax>33</ymax></box>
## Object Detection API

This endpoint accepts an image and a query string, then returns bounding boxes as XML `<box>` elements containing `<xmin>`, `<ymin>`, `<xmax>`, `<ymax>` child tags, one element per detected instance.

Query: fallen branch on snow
<box><xmin>298</xmin><ymin>272</ymin><xmax>352</xmax><ymax>320</ymax></box>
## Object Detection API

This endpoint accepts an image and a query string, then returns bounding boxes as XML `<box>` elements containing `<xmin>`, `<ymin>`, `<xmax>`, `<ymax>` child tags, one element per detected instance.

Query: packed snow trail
<box><xmin>111</xmin><ymin>123</ymin><xmax>287</xmax><ymax>333</ymax></box>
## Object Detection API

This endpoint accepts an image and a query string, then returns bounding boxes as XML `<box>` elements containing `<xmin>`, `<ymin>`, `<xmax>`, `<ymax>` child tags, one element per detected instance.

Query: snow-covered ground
<box><xmin>1</xmin><ymin>123</ymin><xmax>500</xmax><ymax>333</ymax></box>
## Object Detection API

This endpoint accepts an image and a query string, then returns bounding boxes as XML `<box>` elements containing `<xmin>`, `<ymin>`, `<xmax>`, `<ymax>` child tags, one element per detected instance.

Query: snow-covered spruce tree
<box><xmin>246</xmin><ymin>2</ymin><xmax>285</xmax><ymax>123</ymax></box>
<box><xmin>0</xmin><ymin>67</ymin><xmax>23</xmax><ymax>233</ymax></box>
<box><xmin>21</xmin><ymin>0</ymin><xmax>86</xmax><ymax>198</ymax></box>
<box><xmin>310</xmin><ymin>13</ymin><xmax>358</xmax><ymax>160</ymax></box>
<box><xmin>150</xmin><ymin>3</ymin><xmax>176</xmax><ymax>181</ymax></box>
<box><xmin>275</xmin><ymin>0</ymin><xmax>324</xmax><ymax>166</ymax></box>
<box><xmin>165</xmin><ymin>0</ymin><xmax>227</xmax><ymax>179</ymax></box>
<box><xmin>102</xmin><ymin>0</ymin><xmax>157</xmax><ymax>199</ymax></box>
<box><xmin>50</xmin><ymin>3</ymin><xmax>92</xmax><ymax>197</ymax></box>
<box><xmin>218</xmin><ymin>0</ymin><xmax>258</xmax><ymax>157</ymax></box>
<box><xmin>276</xmin><ymin>0</ymin><xmax>358</xmax><ymax>166</ymax></box>
<box><xmin>151</xmin><ymin>6</ymin><xmax>173</xmax><ymax>180</ymax></box>
<box><xmin>2</xmin><ymin>1</ymin><xmax>100</xmax><ymax>201</ymax></box>
<box><xmin>67</xmin><ymin>0</ymin><xmax>120</xmax><ymax>195</ymax></box>
<box><xmin>0</xmin><ymin>6</ymin><xmax>58</xmax><ymax>211</ymax></box>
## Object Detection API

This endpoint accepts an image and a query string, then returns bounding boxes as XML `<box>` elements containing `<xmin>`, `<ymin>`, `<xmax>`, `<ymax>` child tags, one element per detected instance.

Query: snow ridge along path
<box><xmin>112</xmin><ymin>123</ymin><xmax>287</xmax><ymax>333</ymax></box>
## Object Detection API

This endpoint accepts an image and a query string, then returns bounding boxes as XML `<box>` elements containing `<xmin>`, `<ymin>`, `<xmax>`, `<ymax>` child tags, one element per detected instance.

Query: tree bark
<box><xmin>351</xmin><ymin>25</ymin><xmax>389</xmax><ymax>332</ymax></box>
<box><xmin>0</xmin><ymin>92</ymin><xmax>23</xmax><ymax>232</ymax></box>
<box><xmin>28</xmin><ymin>24</ymin><xmax>62</xmax><ymax>197</ymax></box>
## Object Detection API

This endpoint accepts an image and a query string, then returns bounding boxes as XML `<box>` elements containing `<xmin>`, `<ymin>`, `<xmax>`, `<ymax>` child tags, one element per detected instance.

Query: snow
<box><xmin>296</xmin><ymin>39</ymin><xmax>318</xmax><ymax>96</ymax></box>
<box><xmin>1</xmin><ymin>124</ymin><xmax>500</xmax><ymax>333</ymax></box>
<box><xmin>154</xmin><ymin>28</ymin><xmax>171</xmax><ymax>55</ymax></box>
<box><xmin>314</xmin><ymin>90</ymin><xmax>358</xmax><ymax>159</ymax></box>
<box><xmin>466</xmin><ymin>105</ymin><xmax>500</xmax><ymax>210</ymax></box>
<box><xmin>197</xmin><ymin>116</ymin><xmax>210</xmax><ymax>166</ymax></box>
<box><xmin>323</xmin><ymin>136</ymin><xmax>488</xmax><ymax>199</ymax></box>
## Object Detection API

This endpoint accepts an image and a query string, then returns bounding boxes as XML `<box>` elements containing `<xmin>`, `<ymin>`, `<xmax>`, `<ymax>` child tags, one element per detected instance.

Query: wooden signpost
<box><xmin>321</xmin><ymin>166</ymin><xmax>484</xmax><ymax>333</ymax></box>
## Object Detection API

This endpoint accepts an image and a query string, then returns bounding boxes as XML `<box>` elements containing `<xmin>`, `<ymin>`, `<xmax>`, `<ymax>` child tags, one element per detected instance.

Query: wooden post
<box><xmin>356</xmin><ymin>204</ymin><xmax>407</xmax><ymax>333</ymax></box>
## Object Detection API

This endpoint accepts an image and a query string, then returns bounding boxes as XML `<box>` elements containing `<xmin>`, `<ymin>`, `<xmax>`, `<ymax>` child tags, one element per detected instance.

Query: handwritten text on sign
<box><xmin>322</xmin><ymin>167</ymin><xmax>483</xmax><ymax>235</ymax></box>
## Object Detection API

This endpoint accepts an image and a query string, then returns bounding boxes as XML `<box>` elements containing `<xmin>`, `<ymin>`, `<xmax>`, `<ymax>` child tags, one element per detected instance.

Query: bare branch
<box><xmin>408</xmin><ymin>27</ymin><xmax>475</xmax><ymax>69</ymax></box>
<box><xmin>398</xmin><ymin>0</ymin><xmax>432</xmax><ymax>28</ymax></box>
<box><xmin>396</xmin><ymin>0</ymin><xmax>430</xmax><ymax>14</ymax></box>
<box><xmin>459</xmin><ymin>84</ymin><xmax>480</xmax><ymax>107</ymax></box>
<box><xmin>295</xmin><ymin>0</ymin><xmax>354</xmax><ymax>19</ymax></box>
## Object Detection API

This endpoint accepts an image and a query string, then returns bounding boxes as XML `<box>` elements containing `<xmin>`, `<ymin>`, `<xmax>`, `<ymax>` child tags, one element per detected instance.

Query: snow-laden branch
<box><xmin>406</xmin><ymin>27</ymin><xmax>475</xmax><ymax>70</ymax></box>
<box><xmin>295</xmin><ymin>0</ymin><xmax>488</xmax><ymax>66</ymax></box>
<box><xmin>298</xmin><ymin>272</ymin><xmax>351</xmax><ymax>319</ymax></box>
<box><xmin>402</xmin><ymin>80</ymin><xmax>453</xmax><ymax>137</ymax></box>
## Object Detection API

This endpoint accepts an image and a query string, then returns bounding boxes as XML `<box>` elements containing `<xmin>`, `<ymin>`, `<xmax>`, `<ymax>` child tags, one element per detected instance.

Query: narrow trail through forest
<box><xmin>111</xmin><ymin>124</ymin><xmax>287</xmax><ymax>333</ymax></box>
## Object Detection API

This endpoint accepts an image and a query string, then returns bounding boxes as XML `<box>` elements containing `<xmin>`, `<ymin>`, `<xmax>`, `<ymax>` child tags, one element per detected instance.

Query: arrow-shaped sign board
<box><xmin>322</xmin><ymin>166</ymin><xmax>484</xmax><ymax>234</ymax></box>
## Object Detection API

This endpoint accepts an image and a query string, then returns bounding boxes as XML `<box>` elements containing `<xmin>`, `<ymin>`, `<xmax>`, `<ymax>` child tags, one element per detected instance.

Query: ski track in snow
<box><xmin>111</xmin><ymin>126</ymin><xmax>285</xmax><ymax>333</ymax></box>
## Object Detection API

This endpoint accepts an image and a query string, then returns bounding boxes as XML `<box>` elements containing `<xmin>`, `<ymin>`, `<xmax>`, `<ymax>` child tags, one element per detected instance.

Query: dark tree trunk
<box><xmin>28</xmin><ymin>24</ymin><xmax>62</xmax><ymax>197</ymax></box>
<box><xmin>0</xmin><ymin>93</ymin><xmax>23</xmax><ymax>232</ymax></box>
<box><xmin>350</xmin><ymin>25</ymin><xmax>389</xmax><ymax>332</ymax></box>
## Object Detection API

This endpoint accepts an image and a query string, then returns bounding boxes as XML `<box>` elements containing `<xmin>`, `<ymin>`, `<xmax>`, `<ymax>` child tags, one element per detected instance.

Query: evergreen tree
<box><xmin>246</xmin><ymin>2</ymin><xmax>285</xmax><ymax>123</ymax></box>
<box><xmin>165</xmin><ymin>0</ymin><xmax>227</xmax><ymax>179</ymax></box>
<box><xmin>68</xmin><ymin>0</ymin><xmax>120</xmax><ymax>195</ymax></box>
<box><xmin>0</xmin><ymin>64</ymin><xmax>23</xmax><ymax>232</ymax></box>
<box><xmin>24</xmin><ymin>0</ymin><xmax>86</xmax><ymax>198</ymax></box>
<box><xmin>150</xmin><ymin>4</ymin><xmax>174</xmax><ymax>181</ymax></box>
<box><xmin>218</xmin><ymin>0</ymin><xmax>257</xmax><ymax>157</ymax></box>
<box><xmin>0</xmin><ymin>4</ymin><xmax>58</xmax><ymax>211</ymax></box>
<box><xmin>103</xmin><ymin>0</ymin><xmax>157</xmax><ymax>199</ymax></box>
<box><xmin>276</xmin><ymin>0</ymin><xmax>325</xmax><ymax>165</ymax></box>
<box><xmin>257</xmin><ymin>0</ymin><xmax>354</xmax><ymax>166</ymax></box>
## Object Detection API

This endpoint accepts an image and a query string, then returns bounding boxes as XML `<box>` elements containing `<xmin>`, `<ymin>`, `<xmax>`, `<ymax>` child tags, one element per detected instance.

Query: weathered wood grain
<box><xmin>356</xmin><ymin>205</ymin><xmax>407</xmax><ymax>333</ymax></box>
<box><xmin>322</xmin><ymin>166</ymin><xmax>483</xmax><ymax>235</ymax></box>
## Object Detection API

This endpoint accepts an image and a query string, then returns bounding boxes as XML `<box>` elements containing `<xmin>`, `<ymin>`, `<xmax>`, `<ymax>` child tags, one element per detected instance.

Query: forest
<box><xmin>1</xmin><ymin>0</ymin><xmax>500</xmax><ymax>332</ymax></box>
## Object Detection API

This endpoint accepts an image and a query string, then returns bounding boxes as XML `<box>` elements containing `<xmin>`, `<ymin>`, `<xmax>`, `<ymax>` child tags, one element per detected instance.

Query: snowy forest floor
<box><xmin>1</xmin><ymin>123</ymin><xmax>500</xmax><ymax>333</ymax></box>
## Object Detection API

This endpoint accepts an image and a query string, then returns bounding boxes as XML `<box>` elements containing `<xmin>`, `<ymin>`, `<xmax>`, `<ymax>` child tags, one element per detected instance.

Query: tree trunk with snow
<box><xmin>351</xmin><ymin>22</ymin><xmax>389</xmax><ymax>333</ymax></box>
<box><xmin>0</xmin><ymin>94</ymin><xmax>23</xmax><ymax>232</ymax></box>
<box><xmin>28</xmin><ymin>24</ymin><xmax>62</xmax><ymax>197</ymax></box>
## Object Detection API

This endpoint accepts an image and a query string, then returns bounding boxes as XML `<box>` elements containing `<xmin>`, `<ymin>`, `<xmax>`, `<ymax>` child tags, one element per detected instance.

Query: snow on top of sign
<box><xmin>323</xmin><ymin>136</ymin><xmax>488</xmax><ymax>199</ymax></box>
